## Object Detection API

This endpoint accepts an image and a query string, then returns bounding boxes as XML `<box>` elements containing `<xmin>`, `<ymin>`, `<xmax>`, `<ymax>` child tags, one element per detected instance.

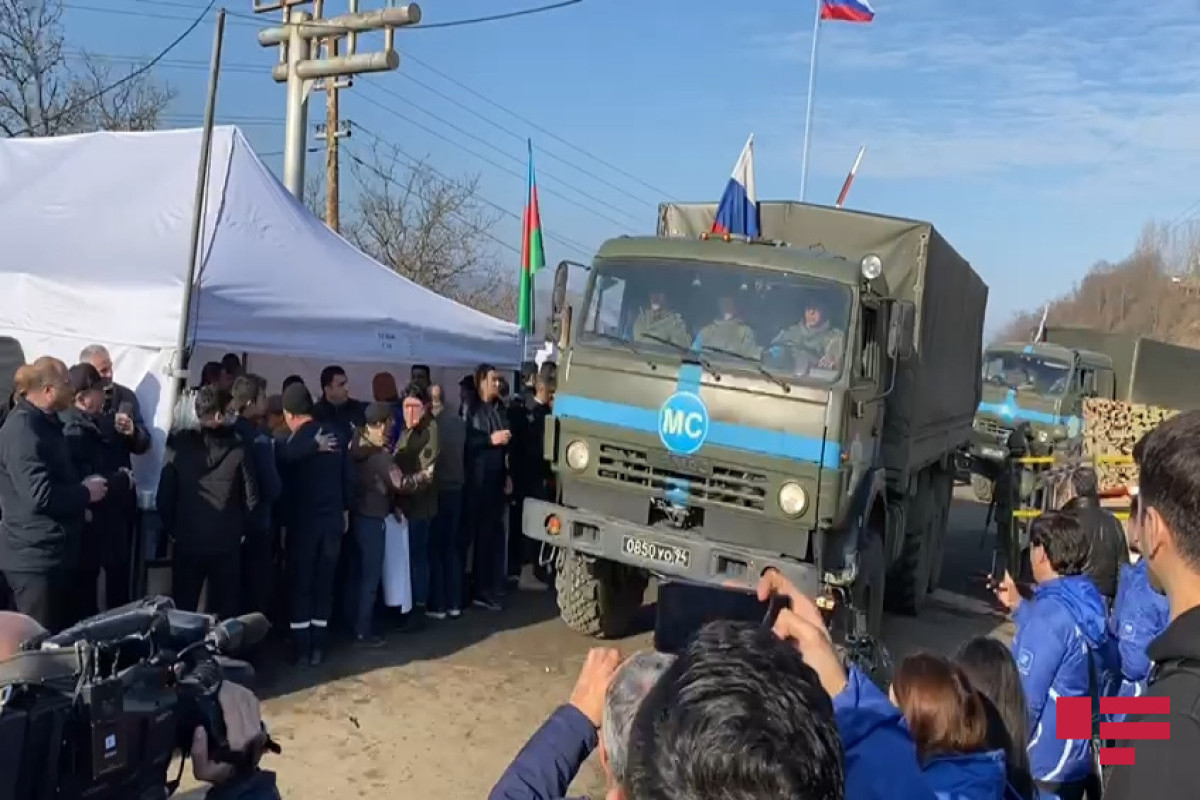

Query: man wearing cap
<box><xmin>61</xmin><ymin>363</ymin><xmax>135</xmax><ymax>622</ymax></box>
<box><xmin>276</xmin><ymin>382</ymin><xmax>354</xmax><ymax>666</ymax></box>
<box><xmin>772</xmin><ymin>299</ymin><xmax>845</xmax><ymax>370</ymax></box>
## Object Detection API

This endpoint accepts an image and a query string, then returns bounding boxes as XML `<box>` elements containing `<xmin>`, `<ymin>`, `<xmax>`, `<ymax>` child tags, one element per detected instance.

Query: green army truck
<box><xmin>522</xmin><ymin>201</ymin><xmax>988</xmax><ymax>640</ymax></box>
<box><xmin>969</xmin><ymin>328</ymin><xmax>1200</xmax><ymax>502</ymax></box>
<box><xmin>969</xmin><ymin>342</ymin><xmax>1113</xmax><ymax>503</ymax></box>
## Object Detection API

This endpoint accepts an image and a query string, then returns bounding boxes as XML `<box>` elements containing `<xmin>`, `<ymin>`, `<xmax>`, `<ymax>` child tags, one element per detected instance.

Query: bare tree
<box><xmin>997</xmin><ymin>218</ymin><xmax>1200</xmax><ymax>347</ymax></box>
<box><xmin>0</xmin><ymin>0</ymin><xmax>173</xmax><ymax>137</ymax></box>
<box><xmin>344</xmin><ymin>142</ymin><xmax>518</xmax><ymax>320</ymax></box>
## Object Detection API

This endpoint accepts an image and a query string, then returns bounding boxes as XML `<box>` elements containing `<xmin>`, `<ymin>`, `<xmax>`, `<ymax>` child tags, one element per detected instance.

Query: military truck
<box><xmin>969</xmin><ymin>328</ymin><xmax>1200</xmax><ymax>501</ymax></box>
<box><xmin>969</xmin><ymin>342</ymin><xmax>1112</xmax><ymax>503</ymax></box>
<box><xmin>521</xmin><ymin>201</ymin><xmax>988</xmax><ymax>640</ymax></box>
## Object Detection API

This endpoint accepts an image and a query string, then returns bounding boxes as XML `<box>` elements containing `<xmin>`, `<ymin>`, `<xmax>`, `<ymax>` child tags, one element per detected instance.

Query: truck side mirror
<box><xmin>887</xmin><ymin>300</ymin><xmax>916</xmax><ymax>360</ymax></box>
<box><xmin>548</xmin><ymin>260</ymin><xmax>571</xmax><ymax>342</ymax></box>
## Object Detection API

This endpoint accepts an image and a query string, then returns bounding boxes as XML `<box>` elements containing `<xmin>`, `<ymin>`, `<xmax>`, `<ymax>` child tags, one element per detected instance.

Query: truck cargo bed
<box><xmin>659</xmin><ymin>201</ymin><xmax>988</xmax><ymax>479</ymax></box>
<box><xmin>1046</xmin><ymin>326</ymin><xmax>1200</xmax><ymax>410</ymax></box>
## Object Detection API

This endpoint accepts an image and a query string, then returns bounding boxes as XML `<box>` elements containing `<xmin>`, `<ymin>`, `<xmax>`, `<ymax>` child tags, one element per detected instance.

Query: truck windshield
<box><xmin>982</xmin><ymin>350</ymin><xmax>1072</xmax><ymax>395</ymax></box>
<box><xmin>580</xmin><ymin>257</ymin><xmax>852</xmax><ymax>382</ymax></box>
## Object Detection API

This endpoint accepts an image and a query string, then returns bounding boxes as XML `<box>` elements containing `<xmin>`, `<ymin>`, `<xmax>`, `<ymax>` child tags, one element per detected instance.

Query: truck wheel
<box><xmin>853</xmin><ymin>529</ymin><xmax>886</xmax><ymax>639</ymax></box>
<box><xmin>971</xmin><ymin>474</ymin><xmax>994</xmax><ymax>504</ymax></box>
<box><xmin>554</xmin><ymin>550</ymin><xmax>647</xmax><ymax>638</ymax></box>
<box><xmin>885</xmin><ymin>481</ymin><xmax>935</xmax><ymax>617</ymax></box>
<box><xmin>928</xmin><ymin>471</ymin><xmax>954</xmax><ymax>593</ymax></box>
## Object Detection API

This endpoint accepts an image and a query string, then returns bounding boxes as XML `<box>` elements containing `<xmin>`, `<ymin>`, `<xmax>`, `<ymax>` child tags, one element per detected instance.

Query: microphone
<box><xmin>205</xmin><ymin>613</ymin><xmax>270</xmax><ymax>653</ymax></box>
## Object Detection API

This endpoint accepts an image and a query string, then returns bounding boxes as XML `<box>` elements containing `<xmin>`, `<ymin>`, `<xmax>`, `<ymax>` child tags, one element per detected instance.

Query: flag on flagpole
<box><xmin>1033</xmin><ymin>305</ymin><xmax>1049</xmax><ymax>343</ymax></box>
<box><xmin>518</xmin><ymin>139</ymin><xmax>545</xmax><ymax>334</ymax></box>
<box><xmin>820</xmin><ymin>0</ymin><xmax>875</xmax><ymax>23</ymax></box>
<box><xmin>711</xmin><ymin>134</ymin><xmax>760</xmax><ymax>237</ymax></box>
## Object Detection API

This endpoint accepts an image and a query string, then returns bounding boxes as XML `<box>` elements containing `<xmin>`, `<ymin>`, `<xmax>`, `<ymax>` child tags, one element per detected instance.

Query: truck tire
<box><xmin>854</xmin><ymin>527</ymin><xmax>886</xmax><ymax>639</ymax></box>
<box><xmin>554</xmin><ymin>550</ymin><xmax>647</xmax><ymax>638</ymax></box>
<box><xmin>971</xmin><ymin>474</ymin><xmax>994</xmax><ymax>504</ymax></box>
<box><xmin>928</xmin><ymin>470</ymin><xmax>954</xmax><ymax>593</ymax></box>
<box><xmin>886</xmin><ymin>474</ymin><xmax>934</xmax><ymax>616</ymax></box>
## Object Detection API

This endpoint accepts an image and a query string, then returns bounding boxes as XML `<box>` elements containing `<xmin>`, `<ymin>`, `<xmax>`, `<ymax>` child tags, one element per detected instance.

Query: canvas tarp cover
<box><xmin>1047</xmin><ymin>327</ymin><xmax>1200</xmax><ymax>410</ymax></box>
<box><xmin>659</xmin><ymin>201</ymin><xmax>988</xmax><ymax>473</ymax></box>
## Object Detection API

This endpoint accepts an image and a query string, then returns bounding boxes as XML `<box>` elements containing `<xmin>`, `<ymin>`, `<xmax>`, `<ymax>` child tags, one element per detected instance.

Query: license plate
<box><xmin>980</xmin><ymin>446</ymin><xmax>1004</xmax><ymax>459</ymax></box>
<box><xmin>621</xmin><ymin>536</ymin><xmax>691</xmax><ymax>569</ymax></box>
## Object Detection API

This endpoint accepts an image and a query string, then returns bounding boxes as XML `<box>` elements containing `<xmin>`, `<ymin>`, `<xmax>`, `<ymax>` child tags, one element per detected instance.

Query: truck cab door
<box><xmin>846</xmin><ymin>301</ymin><xmax>886</xmax><ymax>497</ymax></box>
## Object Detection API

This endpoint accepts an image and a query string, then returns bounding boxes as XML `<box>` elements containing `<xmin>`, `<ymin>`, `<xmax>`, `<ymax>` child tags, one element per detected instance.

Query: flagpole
<box><xmin>799</xmin><ymin>0</ymin><xmax>822</xmax><ymax>202</ymax></box>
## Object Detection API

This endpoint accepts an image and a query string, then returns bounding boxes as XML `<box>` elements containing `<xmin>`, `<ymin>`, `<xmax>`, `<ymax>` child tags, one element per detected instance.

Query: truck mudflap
<box><xmin>522</xmin><ymin>498</ymin><xmax>822</xmax><ymax>597</ymax></box>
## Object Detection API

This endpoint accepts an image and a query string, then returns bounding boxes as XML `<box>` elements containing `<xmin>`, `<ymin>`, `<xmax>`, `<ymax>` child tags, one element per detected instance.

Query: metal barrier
<box><xmin>986</xmin><ymin>454</ymin><xmax>1134</xmax><ymax>579</ymax></box>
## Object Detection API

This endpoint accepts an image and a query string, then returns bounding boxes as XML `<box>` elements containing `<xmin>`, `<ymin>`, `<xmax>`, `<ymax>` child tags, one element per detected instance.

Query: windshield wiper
<box><xmin>590</xmin><ymin>332</ymin><xmax>657</xmax><ymax>369</ymax></box>
<box><xmin>699</xmin><ymin>344</ymin><xmax>790</xmax><ymax>393</ymax></box>
<box><xmin>639</xmin><ymin>333</ymin><xmax>720</xmax><ymax>379</ymax></box>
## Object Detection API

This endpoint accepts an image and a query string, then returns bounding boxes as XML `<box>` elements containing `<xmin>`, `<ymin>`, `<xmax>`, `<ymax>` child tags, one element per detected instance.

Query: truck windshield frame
<box><xmin>981</xmin><ymin>349</ymin><xmax>1073</xmax><ymax>396</ymax></box>
<box><xmin>578</xmin><ymin>256</ymin><xmax>853</xmax><ymax>385</ymax></box>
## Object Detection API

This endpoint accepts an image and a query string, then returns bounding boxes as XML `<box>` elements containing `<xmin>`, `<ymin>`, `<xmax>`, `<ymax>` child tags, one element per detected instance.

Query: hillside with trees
<box><xmin>993</xmin><ymin>221</ymin><xmax>1200</xmax><ymax>346</ymax></box>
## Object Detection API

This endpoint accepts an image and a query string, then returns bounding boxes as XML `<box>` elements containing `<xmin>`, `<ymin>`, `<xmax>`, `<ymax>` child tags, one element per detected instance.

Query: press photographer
<box><xmin>0</xmin><ymin>599</ymin><xmax>280</xmax><ymax>800</ymax></box>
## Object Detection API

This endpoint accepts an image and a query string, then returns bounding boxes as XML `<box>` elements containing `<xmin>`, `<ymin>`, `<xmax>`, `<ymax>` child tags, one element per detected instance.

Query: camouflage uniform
<box><xmin>632</xmin><ymin>306</ymin><xmax>691</xmax><ymax>349</ymax></box>
<box><xmin>773</xmin><ymin>320</ymin><xmax>845</xmax><ymax>365</ymax></box>
<box><xmin>696</xmin><ymin>318</ymin><xmax>760</xmax><ymax>359</ymax></box>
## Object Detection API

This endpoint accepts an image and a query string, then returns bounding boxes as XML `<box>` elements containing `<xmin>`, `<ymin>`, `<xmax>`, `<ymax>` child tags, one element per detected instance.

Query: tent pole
<box><xmin>169</xmin><ymin>7</ymin><xmax>226</xmax><ymax>426</ymax></box>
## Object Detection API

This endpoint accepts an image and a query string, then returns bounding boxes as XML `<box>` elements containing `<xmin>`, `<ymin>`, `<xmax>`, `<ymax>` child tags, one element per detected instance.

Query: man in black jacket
<box><xmin>1105</xmin><ymin>410</ymin><xmax>1200</xmax><ymax>799</ymax></box>
<box><xmin>61</xmin><ymin>363</ymin><xmax>135</xmax><ymax>622</ymax></box>
<box><xmin>464</xmin><ymin>363</ymin><xmax>511</xmax><ymax>611</ymax></box>
<box><xmin>313</xmin><ymin>365</ymin><xmax>366</xmax><ymax>446</ymax></box>
<box><xmin>0</xmin><ymin>357</ymin><xmax>107</xmax><ymax>630</ymax></box>
<box><xmin>80</xmin><ymin>343</ymin><xmax>152</xmax><ymax>605</ymax></box>
<box><xmin>506</xmin><ymin>368</ymin><xmax>555</xmax><ymax>584</ymax></box>
<box><xmin>1061</xmin><ymin>466</ymin><xmax>1128</xmax><ymax>606</ymax></box>
<box><xmin>157</xmin><ymin>385</ymin><xmax>260</xmax><ymax>621</ymax></box>
<box><xmin>231</xmin><ymin>375</ymin><xmax>283</xmax><ymax>619</ymax></box>
<box><xmin>277</xmin><ymin>382</ymin><xmax>354</xmax><ymax>666</ymax></box>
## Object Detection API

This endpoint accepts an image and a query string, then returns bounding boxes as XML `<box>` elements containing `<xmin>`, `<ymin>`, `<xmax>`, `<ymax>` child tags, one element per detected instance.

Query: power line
<box><xmin>350</xmin><ymin>121</ymin><xmax>594</xmax><ymax>258</ymax></box>
<box><xmin>18</xmin><ymin>0</ymin><xmax>215</xmax><ymax>136</ymax></box>
<box><xmin>399</xmin><ymin>51</ymin><xmax>675</xmax><ymax>200</ymax></box>
<box><xmin>353</xmin><ymin>86</ymin><xmax>631</xmax><ymax>229</ymax></box>
<box><xmin>358</xmin><ymin>78</ymin><xmax>644</xmax><ymax>224</ymax></box>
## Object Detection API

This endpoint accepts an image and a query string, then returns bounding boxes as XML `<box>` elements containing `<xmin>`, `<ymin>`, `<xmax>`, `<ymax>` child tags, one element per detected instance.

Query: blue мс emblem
<box><xmin>658</xmin><ymin>392</ymin><xmax>709</xmax><ymax>455</ymax></box>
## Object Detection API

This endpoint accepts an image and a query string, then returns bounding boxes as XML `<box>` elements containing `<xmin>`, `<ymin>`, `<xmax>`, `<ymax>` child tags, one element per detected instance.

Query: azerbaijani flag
<box><xmin>820</xmin><ymin>0</ymin><xmax>875</xmax><ymax>22</ymax></box>
<box><xmin>518</xmin><ymin>139</ymin><xmax>545</xmax><ymax>334</ymax></box>
<box><xmin>711</xmin><ymin>134</ymin><xmax>760</xmax><ymax>238</ymax></box>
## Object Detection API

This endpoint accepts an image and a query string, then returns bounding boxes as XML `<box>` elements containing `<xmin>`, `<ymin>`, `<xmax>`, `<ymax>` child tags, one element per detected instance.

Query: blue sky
<box><xmin>64</xmin><ymin>0</ymin><xmax>1200</xmax><ymax>332</ymax></box>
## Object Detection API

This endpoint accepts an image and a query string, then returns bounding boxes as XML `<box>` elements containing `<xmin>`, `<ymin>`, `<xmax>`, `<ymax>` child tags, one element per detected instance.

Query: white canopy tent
<box><xmin>0</xmin><ymin>126</ymin><xmax>523</xmax><ymax>485</ymax></box>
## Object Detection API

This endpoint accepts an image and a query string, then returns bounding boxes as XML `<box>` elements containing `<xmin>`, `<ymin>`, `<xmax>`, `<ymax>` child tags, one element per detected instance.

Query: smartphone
<box><xmin>653</xmin><ymin>581</ymin><xmax>785</xmax><ymax>654</ymax></box>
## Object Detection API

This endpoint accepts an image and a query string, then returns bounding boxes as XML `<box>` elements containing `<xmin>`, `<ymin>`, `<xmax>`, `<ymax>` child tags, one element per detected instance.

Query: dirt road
<box><xmin>185</xmin><ymin>489</ymin><xmax>1011</xmax><ymax>798</ymax></box>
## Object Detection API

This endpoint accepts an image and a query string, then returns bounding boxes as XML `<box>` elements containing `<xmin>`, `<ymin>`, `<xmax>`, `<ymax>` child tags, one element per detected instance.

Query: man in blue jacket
<box><xmin>993</xmin><ymin>510</ymin><xmax>1112</xmax><ymax>800</ymax></box>
<box><xmin>490</xmin><ymin>569</ymin><xmax>937</xmax><ymax>800</ymax></box>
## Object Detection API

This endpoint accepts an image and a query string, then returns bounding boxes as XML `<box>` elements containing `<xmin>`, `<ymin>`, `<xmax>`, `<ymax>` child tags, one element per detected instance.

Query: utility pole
<box><xmin>314</xmin><ymin>36</ymin><xmax>352</xmax><ymax>232</ymax></box>
<box><xmin>254</xmin><ymin>0</ymin><xmax>421</xmax><ymax>198</ymax></box>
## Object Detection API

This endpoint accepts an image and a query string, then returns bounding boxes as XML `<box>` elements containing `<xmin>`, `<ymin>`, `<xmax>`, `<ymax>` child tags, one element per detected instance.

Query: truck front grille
<box><xmin>596</xmin><ymin>443</ymin><xmax>769</xmax><ymax>512</ymax></box>
<box><xmin>977</xmin><ymin>417</ymin><xmax>1013</xmax><ymax>443</ymax></box>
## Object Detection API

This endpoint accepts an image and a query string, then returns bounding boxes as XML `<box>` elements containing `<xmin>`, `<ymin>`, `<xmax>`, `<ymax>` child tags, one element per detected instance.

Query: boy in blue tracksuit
<box><xmin>1109</xmin><ymin>558</ymin><xmax>1169</xmax><ymax>710</ymax></box>
<box><xmin>994</xmin><ymin>511</ymin><xmax>1113</xmax><ymax>800</ymax></box>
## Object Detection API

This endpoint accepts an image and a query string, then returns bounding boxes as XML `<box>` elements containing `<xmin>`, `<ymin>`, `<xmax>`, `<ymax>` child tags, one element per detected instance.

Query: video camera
<box><xmin>0</xmin><ymin>597</ymin><xmax>278</xmax><ymax>800</ymax></box>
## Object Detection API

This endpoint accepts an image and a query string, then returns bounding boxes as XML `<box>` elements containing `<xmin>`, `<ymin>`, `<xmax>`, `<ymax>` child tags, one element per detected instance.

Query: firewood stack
<box><xmin>1082</xmin><ymin>398</ymin><xmax>1178</xmax><ymax>491</ymax></box>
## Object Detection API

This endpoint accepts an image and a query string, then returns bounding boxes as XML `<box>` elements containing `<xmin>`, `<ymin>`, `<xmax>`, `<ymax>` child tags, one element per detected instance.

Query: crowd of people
<box><xmin>3</xmin><ymin>345</ymin><xmax>1200</xmax><ymax>800</ymax></box>
<box><xmin>0</xmin><ymin>348</ymin><xmax>557</xmax><ymax>670</ymax></box>
<box><xmin>490</xmin><ymin>412</ymin><xmax>1200</xmax><ymax>800</ymax></box>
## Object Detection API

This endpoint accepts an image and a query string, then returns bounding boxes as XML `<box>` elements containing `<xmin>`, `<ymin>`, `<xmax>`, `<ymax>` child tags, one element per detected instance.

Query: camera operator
<box><xmin>0</xmin><ymin>609</ymin><xmax>280</xmax><ymax>800</ymax></box>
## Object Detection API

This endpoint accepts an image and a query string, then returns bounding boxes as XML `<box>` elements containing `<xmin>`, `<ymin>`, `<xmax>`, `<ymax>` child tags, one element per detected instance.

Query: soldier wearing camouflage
<box><xmin>632</xmin><ymin>292</ymin><xmax>691</xmax><ymax>349</ymax></box>
<box><xmin>696</xmin><ymin>296</ymin><xmax>759</xmax><ymax>359</ymax></box>
<box><xmin>773</xmin><ymin>301</ymin><xmax>845</xmax><ymax>368</ymax></box>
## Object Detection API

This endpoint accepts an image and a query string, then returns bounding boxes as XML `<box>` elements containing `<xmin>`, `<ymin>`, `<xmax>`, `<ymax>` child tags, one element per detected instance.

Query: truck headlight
<box><xmin>779</xmin><ymin>482</ymin><xmax>808</xmax><ymax>517</ymax></box>
<box><xmin>565</xmin><ymin>439</ymin><xmax>590</xmax><ymax>471</ymax></box>
<box><xmin>1037</xmin><ymin>430</ymin><xmax>1050</xmax><ymax>444</ymax></box>
<box><xmin>860</xmin><ymin>254</ymin><xmax>883</xmax><ymax>280</ymax></box>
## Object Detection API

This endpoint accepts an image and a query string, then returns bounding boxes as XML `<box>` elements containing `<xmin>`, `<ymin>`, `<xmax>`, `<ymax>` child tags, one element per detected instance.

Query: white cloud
<box><xmin>748</xmin><ymin>0</ymin><xmax>1200</xmax><ymax>188</ymax></box>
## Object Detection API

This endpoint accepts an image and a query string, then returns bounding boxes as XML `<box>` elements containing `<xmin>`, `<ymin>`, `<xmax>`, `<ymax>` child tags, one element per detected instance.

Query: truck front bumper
<box><xmin>522</xmin><ymin>498</ymin><xmax>822</xmax><ymax>597</ymax></box>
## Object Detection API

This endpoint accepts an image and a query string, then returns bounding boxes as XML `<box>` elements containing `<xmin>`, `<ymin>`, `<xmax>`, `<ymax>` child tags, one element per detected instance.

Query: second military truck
<box><xmin>523</xmin><ymin>201</ymin><xmax>988</xmax><ymax>639</ymax></box>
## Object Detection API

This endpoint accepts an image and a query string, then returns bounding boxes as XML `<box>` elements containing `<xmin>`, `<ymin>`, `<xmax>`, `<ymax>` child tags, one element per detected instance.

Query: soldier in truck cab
<box><xmin>696</xmin><ymin>294</ymin><xmax>760</xmax><ymax>359</ymax></box>
<box><xmin>773</xmin><ymin>297</ymin><xmax>844</xmax><ymax>370</ymax></box>
<box><xmin>632</xmin><ymin>291</ymin><xmax>690</xmax><ymax>349</ymax></box>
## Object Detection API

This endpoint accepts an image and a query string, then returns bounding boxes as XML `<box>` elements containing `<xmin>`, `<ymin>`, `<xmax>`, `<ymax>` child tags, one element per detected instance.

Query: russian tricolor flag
<box><xmin>711</xmin><ymin>134</ymin><xmax>759</xmax><ymax>238</ymax></box>
<box><xmin>820</xmin><ymin>0</ymin><xmax>875</xmax><ymax>23</ymax></box>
